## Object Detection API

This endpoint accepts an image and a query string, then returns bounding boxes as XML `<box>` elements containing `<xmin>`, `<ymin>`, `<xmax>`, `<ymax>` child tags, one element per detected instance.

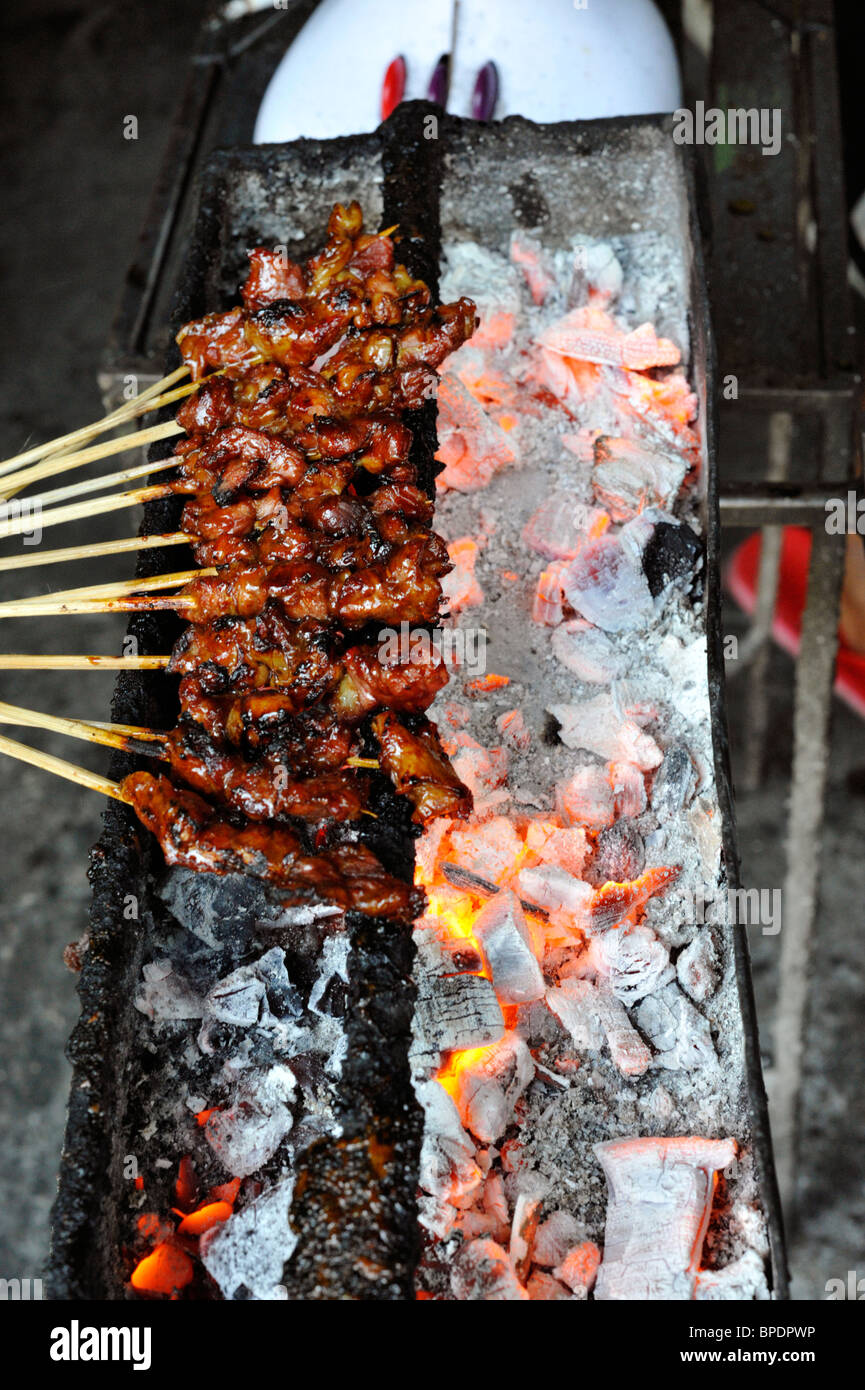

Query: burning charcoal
<box><xmin>568</xmin><ymin>237</ymin><xmax>623</xmax><ymax>306</ymax></box>
<box><xmin>199</xmin><ymin>1178</ymin><xmax>295</xmax><ymax>1301</ymax></box>
<box><xmin>634</xmin><ymin>983</ymin><xmax>716</xmax><ymax>1071</ymax></box>
<box><xmin>588</xmin><ymin>865</ymin><xmax>679</xmax><ymax>933</ymax></box>
<box><xmin>547</xmin><ymin>694</ymin><xmax>662</xmax><ymax>771</ymax></box>
<box><xmin>416</xmin><ymin>1079</ymin><xmax>483</xmax><ymax>1206</ymax></box>
<box><xmin>533</xmin><ymin>1209</ymin><xmax>581</xmax><ymax>1267</ymax></box>
<box><xmin>594</xmin><ymin>1135</ymin><xmax>737</xmax><ymax>1300</ymax></box>
<box><xmin>611</xmin><ymin>676</ymin><xmax>658</xmax><ymax>728</ymax></box>
<box><xmin>553</xmin><ymin>1240</ymin><xmax>601</xmax><ymax>1297</ymax></box>
<box><xmin>517</xmin><ymin>865</ymin><xmax>591</xmax><ymax>918</ymax></box>
<box><xmin>135</xmin><ymin>959</ymin><xmax>203</xmax><ymax>1021</ymax></box>
<box><xmin>471</xmin><ymin>891</ymin><xmax>545</xmax><ymax>1005</ymax></box>
<box><xmin>524</xmin><ymin>820</ymin><xmax>588</xmax><ymax>876</ymax></box>
<box><xmin>481</xmin><ymin>1171</ymin><xmax>510</xmax><ymax>1240</ymax></box>
<box><xmin>439</xmin><ymin>862</ymin><xmax>544</xmax><ymax>920</ymax></box>
<box><xmin>695</xmin><ymin>1249</ymin><xmax>770</xmax><ymax>1301</ymax></box>
<box><xmin>642</xmin><ymin>520</ymin><xmax>702</xmax><ymax>598</ymax></box>
<box><xmin>588</xmin><ymin>923</ymin><xmax>675</xmax><ymax>1005</ymax></box>
<box><xmin>451</xmin><ymin>1238</ymin><xmax>530</xmax><ymax>1301</ymax></box>
<box><xmin>436</xmin><ymin>371</ymin><xmax>515</xmax><ymax>492</ymax></box>
<box><xmin>563</xmin><ymin>534</ymin><xmax>654</xmax><ymax>633</ymax></box>
<box><xmin>545</xmin><ymin>978</ymin><xmax>651</xmax><ymax>1077</ymax></box>
<box><xmin>205</xmin><ymin>1065</ymin><xmax>297</xmax><ymax>1178</ymax></box>
<box><xmin>496</xmin><ymin>709</ymin><xmax>531</xmax><ymax>751</ymax></box>
<box><xmin>594</xmin><ymin>820</ymin><xmax>645</xmax><ymax>883</ymax></box>
<box><xmin>449</xmin><ymin>816</ymin><xmax>523</xmax><ymax>884</ymax></box>
<box><xmin>442</xmin><ymin>536</ymin><xmax>484</xmax><ymax>612</ymax></box>
<box><xmin>652</xmin><ymin>742</ymin><xmax>697</xmax><ymax>820</ymax></box>
<box><xmin>676</xmin><ymin>930</ymin><xmax>720</xmax><ymax>1004</ymax></box>
<box><xmin>450</xmin><ymin>740</ymin><xmax>510</xmax><ymax>810</ymax></box>
<box><xmin>592</xmin><ymin>437</ymin><xmax>687</xmax><ymax>522</ymax></box>
<box><xmin>556</xmin><ymin>766</ymin><xmax>615</xmax><ymax>829</ymax></box>
<box><xmin>522</xmin><ymin>495</ymin><xmax>607</xmax><ymax>561</ymax></box>
<box><xmin>411</xmin><ymin>970</ymin><xmax>505</xmax><ymax>1073</ymax></box>
<box><xmin>538</xmin><ymin>306</ymin><xmax>680</xmax><ymax>371</ymax></box>
<box><xmin>527</xmin><ymin>1270</ymin><xmax>572</xmax><ymax>1300</ymax></box>
<box><xmin>449</xmin><ymin>1034</ymin><xmax>534</xmax><ymax>1144</ymax></box>
<box><xmin>510</xmin><ymin>1192</ymin><xmax>541</xmax><ymax>1280</ymax></box>
<box><xmin>455</xmin><ymin>1210</ymin><xmax>499</xmax><ymax>1239</ymax></box>
<box><xmin>414</xmin><ymin>815</ymin><xmax>454</xmax><ymax>884</ymax></box>
<box><xmin>608</xmin><ymin>759</ymin><xmax>647</xmax><ymax>818</ymax></box>
<box><xmin>415</xmin><ymin>924</ymin><xmax>485</xmax><ymax>978</ymax></box>
<box><xmin>550</xmin><ymin>623</ymin><xmax>627</xmax><ymax>684</ymax></box>
<box><xmin>510</xmin><ymin>232</ymin><xmax>558</xmax><ymax>304</ymax></box>
<box><xmin>532</xmin><ymin>561</ymin><xmax>569</xmax><ymax>626</ymax></box>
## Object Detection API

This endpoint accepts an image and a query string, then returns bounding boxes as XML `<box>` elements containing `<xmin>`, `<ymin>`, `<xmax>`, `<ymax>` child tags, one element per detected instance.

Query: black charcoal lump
<box><xmin>642</xmin><ymin>521</ymin><xmax>702</xmax><ymax>598</ymax></box>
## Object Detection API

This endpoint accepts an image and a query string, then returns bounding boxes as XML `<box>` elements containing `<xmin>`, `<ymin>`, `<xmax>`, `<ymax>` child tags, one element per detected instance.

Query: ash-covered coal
<box><xmin>405</xmin><ymin>185</ymin><xmax>770</xmax><ymax>1299</ymax></box>
<box><xmin>122</xmin><ymin>861</ymin><xmax>354</xmax><ymax>1299</ymax></box>
<box><xmin>159</xmin><ymin>866</ymin><xmax>341</xmax><ymax>950</ymax></box>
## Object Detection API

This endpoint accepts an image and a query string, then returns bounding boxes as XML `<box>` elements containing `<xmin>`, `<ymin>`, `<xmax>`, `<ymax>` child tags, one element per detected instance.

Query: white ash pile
<box><xmin>408</xmin><ymin>227</ymin><xmax>769</xmax><ymax>1301</ymax></box>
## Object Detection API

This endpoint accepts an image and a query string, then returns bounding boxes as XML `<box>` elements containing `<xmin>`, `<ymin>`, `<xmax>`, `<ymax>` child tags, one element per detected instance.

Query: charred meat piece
<box><xmin>241</xmin><ymin>247</ymin><xmax>306</xmax><ymax>311</ymax></box>
<box><xmin>175</xmin><ymin>305</ymin><xmax>258</xmax><ymax>380</ymax></box>
<box><xmin>265</xmin><ymin>534</ymin><xmax>450</xmax><ymax>626</ymax></box>
<box><xmin>176</xmin><ymin>534</ymin><xmax>449</xmax><ymax>626</ymax></box>
<box><xmin>331</xmin><ymin>642</ymin><xmax>449</xmax><ymax>720</ymax></box>
<box><xmin>158</xmin><ymin>725</ymin><xmax>368</xmax><ymax>822</ymax></box>
<box><xmin>177</xmin><ymin>685</ymin><xmax>356</xmax><ymax>762</ymax></box>
<box><xmin>372</xmin><ymin>712</ymin><xmax>472</xmax><ymax>825</ymax></box>
<box><xmin>296</xmin><ymin>414</ymin><xmax>413</xmax><ymax>472</ymax></box>
<box><xmin>124</xmin><ymin>771</ymin><xmax>423</xmax><ymax>919</ymax></box>
<box><xmin>169</xmin><ymin>612</ymin><xmax>339</xmax><ymax>702</ymax></box>
<box><xmin>174</xmin><ymin>425</ymin><xmax>307</xmax><ymax>502</ymax></box>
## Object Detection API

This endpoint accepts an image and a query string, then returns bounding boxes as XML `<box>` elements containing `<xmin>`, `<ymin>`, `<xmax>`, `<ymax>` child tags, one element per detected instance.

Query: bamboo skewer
<box><xmin>10</xmin><ymin>567</ymin><xmax>213</xmax><ymax>606</ymax></box>
<box><xmin>0</xmin><ymin>484</ymin><xmax>171</xmax><ymax>540</ymax></box>
<box><xmin>0</xmin><ymin>419</ymin><xmax>184</xmax><ymax>498</ymax></box>
<box><xmin>87</xmin><ymin>718</ymin><xmax>166</xmax><ymax>739</ymax></box>
<box><xmin>0</xmin><ymin>532</ymin><xmax>191</xmax><ymax>573</ymax></box>
<box><xmin>14</xmin><ymin>454</ymin><xmax>181</xmax><ymax>510</ymax></box>
<box><xmin>0</xmin><ymin>594</ymin><xmax>194</xmax><ymax>618</ymax></box>
<box><xmin>0</xmin><ymin>355</ymin><xmax>265</xmax><ymax>492</ymax></box>
<box><xmin>0</xmin><ymin>731</ymin><xmax>130</xmax><ymax>802</ymax></box>
<box><xmin>0</xmin><ymin>700</ymin><xmax>165</xmax><ymax>753</ymax></box>
<box><xmin>0</xmin><ymin>366</ymin><xmax>189</xmax><ymax>478</ymax></box>
<box><xmin>0</xmin><ymin>654</ymin><xmax>171</xmax><ymax>670</ymax></box>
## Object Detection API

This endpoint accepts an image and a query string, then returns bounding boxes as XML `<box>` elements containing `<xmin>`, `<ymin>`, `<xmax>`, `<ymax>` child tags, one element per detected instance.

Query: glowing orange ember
<box><xmin>590</xmin><ymin>865</ymin><xmax>681</xmax><ymax>931</ymax></box>
<box><xmin>437</xmin><ymin>1042</ymin><xmax>503</xmax><ymax>1099</ymax></box>
<box><xmin>130</xmin><ymin>1242</ymin><xmax>194</xmax><ymax>1296</ymax></box>
<box><xmin>210</xmin><ymin>1177</ymin><xmax>242</xmax><ymax>1205</ymax></box>
<box><xmin>466</xmin><ymin>673</ymin><xmax>510</xmax><ymax>692</ymax></box>
<box><xmin>177</xmin><ymin>1201</ymin><xmax>233</xmax><ymax>1237</ymax></box>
